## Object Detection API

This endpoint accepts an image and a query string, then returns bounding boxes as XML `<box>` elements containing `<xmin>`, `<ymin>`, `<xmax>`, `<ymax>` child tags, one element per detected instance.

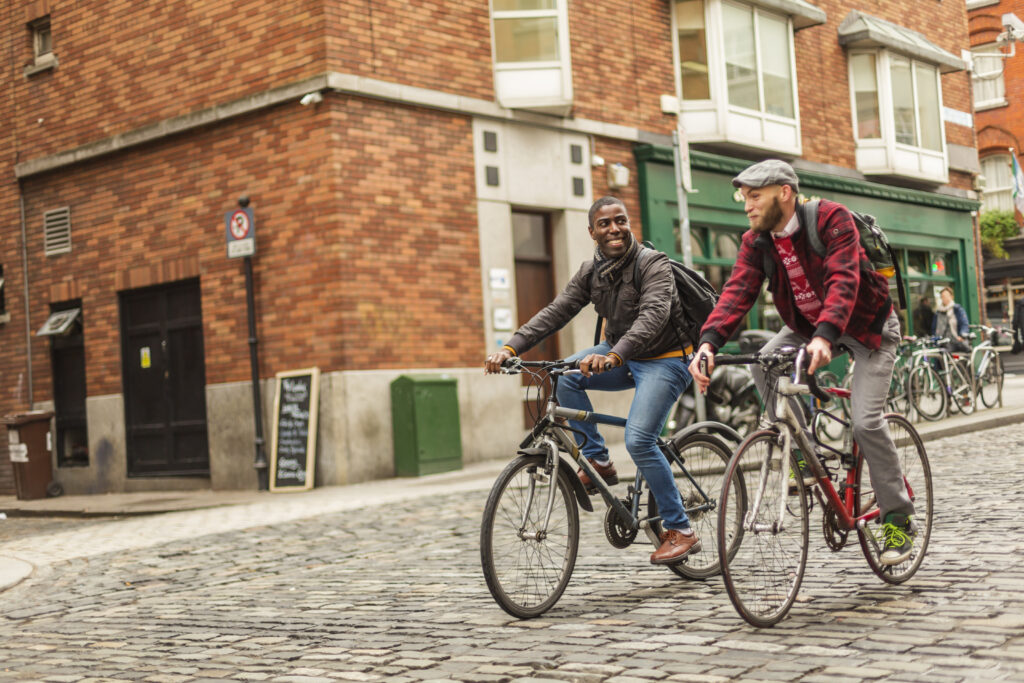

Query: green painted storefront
<box><xmin>635</xmin><ymin>146</ymin><xmax>981</xmax><ymax>345</ymax></box>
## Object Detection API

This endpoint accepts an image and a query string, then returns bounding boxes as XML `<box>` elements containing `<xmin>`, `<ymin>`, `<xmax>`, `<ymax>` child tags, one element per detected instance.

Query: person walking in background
<box><xmin>913</xmin><ymin>296</ymin><xmax>934</xmax><ymax>338</ymax></box>
<box><xmin>932</xmin><ymin>286</ymin><xmax>969</xmax><ymax>353</ymax></box>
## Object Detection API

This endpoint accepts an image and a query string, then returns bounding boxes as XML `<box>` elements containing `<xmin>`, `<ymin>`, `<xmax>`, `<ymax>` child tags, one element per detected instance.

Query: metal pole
<box><xmin>244</xmin><ymin>254</ymin><xmax>268</xmax><ymax>490</ymax></box>
<box><xmin>672</xmin><ymin>128</ymin><xmax>706</xmax><ymax>421</ymax></box>
<box><xmin>18</xmin><ymin>187</ymin><xmax>33</xmax><ymax>409</ymax></box>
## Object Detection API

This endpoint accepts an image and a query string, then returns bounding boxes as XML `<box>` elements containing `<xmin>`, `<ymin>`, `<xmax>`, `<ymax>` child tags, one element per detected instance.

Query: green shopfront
<box><xmin>635</xmin><ymin>146</ymin><xmax>981</xmax><ymax>347</ymax></box>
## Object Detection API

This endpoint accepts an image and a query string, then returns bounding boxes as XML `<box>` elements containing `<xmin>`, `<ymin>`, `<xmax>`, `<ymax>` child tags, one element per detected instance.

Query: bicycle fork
<box><xmin>518</xmin><ymin>437</ymin><xmax>562</xmax><ymax>541</ymax></box>
<box><xmin>746</xmin><ymin>427</ymin><xmax>794</xmax><ymax>535</ymax></box>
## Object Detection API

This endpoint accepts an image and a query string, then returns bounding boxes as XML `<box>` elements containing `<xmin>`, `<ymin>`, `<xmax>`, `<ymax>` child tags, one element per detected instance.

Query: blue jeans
<box><xmin>556</xmin><ymin>342</ymin><xmax>694</xmax><ymax>530</ymax></box>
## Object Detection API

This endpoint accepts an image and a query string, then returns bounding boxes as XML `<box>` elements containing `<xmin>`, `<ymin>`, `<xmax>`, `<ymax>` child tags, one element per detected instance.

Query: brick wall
<box><xmin>797</xmin><ymin>0</ymin><xmax>975</xmax><ymax>190</ymax></box>
<box><xmin>11</xmin><ymin>97</ymin><xmax>482</xmax><ymax>409</ymax></box>
<box><xmin>11</xmin><ymin>0</ymin><xmax>326</xmax><ymax>158</ymax></box>
<box><xmin>970</xmin><ymin>1</ymin><xmax>1024</xmax><ymax>163</ymax></box>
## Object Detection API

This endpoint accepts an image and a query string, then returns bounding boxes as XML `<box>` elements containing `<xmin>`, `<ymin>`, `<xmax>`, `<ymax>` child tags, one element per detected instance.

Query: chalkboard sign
<box><xmin>269</xmin><ymin>367</ymin><xmax>320</xmax><ymax>492</ymax></box>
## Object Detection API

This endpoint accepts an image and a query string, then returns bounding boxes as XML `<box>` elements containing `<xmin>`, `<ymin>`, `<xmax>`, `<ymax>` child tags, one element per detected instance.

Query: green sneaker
<box><xmin>788</xmin><ymin>453</ymin><xmax>815</xmax><ymax>493</ymax></box>
<box><xmin>879</xmin><ymin>512</ymin><xmax>914</xmax><ymax>565</ymax></box>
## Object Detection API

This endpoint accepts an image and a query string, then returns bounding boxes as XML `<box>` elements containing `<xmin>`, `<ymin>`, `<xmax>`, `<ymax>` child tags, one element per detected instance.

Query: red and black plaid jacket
<box><xmin>699</xmin><ymin>200</ymin><xmax>893</xmax><ymax>351</ymax></box>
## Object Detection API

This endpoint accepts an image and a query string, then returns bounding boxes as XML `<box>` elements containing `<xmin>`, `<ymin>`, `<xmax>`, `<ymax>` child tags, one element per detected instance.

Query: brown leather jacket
<box><xmin>505</xmin><ymin>249</ymin><xmax>686</xmax><ymax>363</ymax></box>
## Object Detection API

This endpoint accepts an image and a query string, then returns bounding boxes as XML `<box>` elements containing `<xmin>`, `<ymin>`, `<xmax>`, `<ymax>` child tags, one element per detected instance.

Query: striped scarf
<box><xmin>594</xmin><ymin>233</ymin><xmax>638</xmax><ymax>282</ymax></box>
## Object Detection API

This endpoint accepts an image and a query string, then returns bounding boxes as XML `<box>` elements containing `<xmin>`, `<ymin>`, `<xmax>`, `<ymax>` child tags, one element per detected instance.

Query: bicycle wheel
<box><xmin>718</xmin><ymin>430</ymin><xmax>809</xmax><ymax>627</ymax></box>
<box><xmin>886</xmin><ymin>363</ymin><xmax>911</xmax><ymax>414</ymax></box>
<box><xmin>978</xmin><ymin>352</ymin><xmax>1004</xmax><ymax>409</ymax></box>
<box><xmin>908</xmin><ymin>364</ymin><xmax>946</xmax><ymax>421</ymax></box>
<box><xmin>948</xmin><ymin>359</ymin><xmax>975</xmax><ymax>415</ymax></box>
<box><xmin>649</xmin><ymin>433</ymin><xmax>746</xmax><ymax>579</ymax></box>
<box><xmin>856</xmin><ymin>414</ymin><xmax>932</xmax><ymax>584</ymax></box>
<box><xmin>480</xmin><ymin>454</ymin><xmax>580</xmax><ymax>618</ymax></box>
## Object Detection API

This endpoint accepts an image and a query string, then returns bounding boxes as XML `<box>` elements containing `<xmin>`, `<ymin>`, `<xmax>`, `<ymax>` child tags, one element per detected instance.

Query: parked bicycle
<box><xmin>480</xmin><ymin>357</ymin><xmax>746</xmax><ymax>618</ymax></box>
<box><xmin>907</xmin><ymin>336</ymin><xmax>975</xmax><ymax>420</ymax></box>
<box><xmin>968</xmin><ymin>324</ymin><xmax>1006</xmax><ymax>409</ymax></box>
<box><xmin>713</xmin><ymin>346</ymin><xmax>933</xmax><ymax>627</ymax></box>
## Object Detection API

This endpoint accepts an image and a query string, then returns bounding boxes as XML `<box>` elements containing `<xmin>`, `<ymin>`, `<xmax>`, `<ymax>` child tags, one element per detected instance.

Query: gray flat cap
<box><xmin>732</xmin><ymin>159</ymin><xmax>799</xmax><ymax>192</ymax></box>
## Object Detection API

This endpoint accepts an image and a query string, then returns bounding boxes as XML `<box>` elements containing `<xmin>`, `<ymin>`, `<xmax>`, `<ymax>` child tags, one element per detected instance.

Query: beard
<box><xmin>751</xmin><ymin>196</ymin><xmax>785</xmax><ymax>234</ymax></box>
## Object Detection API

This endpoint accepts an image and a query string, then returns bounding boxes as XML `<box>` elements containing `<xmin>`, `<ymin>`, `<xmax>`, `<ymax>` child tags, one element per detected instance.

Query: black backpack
<box><xmin>762</xmin><ymin>201</ymin><xmax>907</xmax><ymax>309</ymax></box>
<box><xmin>593</xmin><ymin>243</ymin><xmax>719</xmax><ymax>351</ymax></box>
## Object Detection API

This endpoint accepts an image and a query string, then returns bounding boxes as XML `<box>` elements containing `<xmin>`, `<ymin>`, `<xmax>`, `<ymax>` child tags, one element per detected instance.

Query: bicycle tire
<box><xmin>978</xmin><ymin>351</ymin><xmax>1004</xmax><ymax>409</ymax></box>
<box><xmin>480</xmin><ymin>454</ymin><xmax>580</xmax><ymax>618</ymax></box>
<box><xmin>886</xmin><ymin>363</ymin><xmax>911</xmax><ymax>415</ymax></box>
<box><xmin>718</xmin><ymin>430</ymin><xmax>809</xmax><ymax>627</ymax></box>
<box><xmin>856</xmin><ymin>414</ymin><xmax>932</xmax><ymax>584</ymax></box>
<box><xmin>908</xmin><ymin>364</ymin><xmax>946</xmax><ymax>421</ymax></box>
<box><xmin>948</xmin><ymin>359</ymin><xmax>975</xmax><ymax>415</ymax></box>
<box><xmin>649</xmin><ymin>433</ymin><xmax>746</xmax><ymax>579</ymax></box>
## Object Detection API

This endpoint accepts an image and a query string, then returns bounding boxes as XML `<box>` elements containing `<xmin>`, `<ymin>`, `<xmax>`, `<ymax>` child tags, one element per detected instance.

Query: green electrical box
<box><xmin>390</xmin><ymin>374</ymin><xmax>463</xmax><ymax>477</ymax></box>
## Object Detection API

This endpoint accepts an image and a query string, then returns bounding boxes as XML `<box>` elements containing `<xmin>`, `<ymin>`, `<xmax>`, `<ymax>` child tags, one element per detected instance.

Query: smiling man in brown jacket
<box><xmin>484</xmin><ymin>196</ymin><xmax>700</xmax><ymax>566</ymax></box>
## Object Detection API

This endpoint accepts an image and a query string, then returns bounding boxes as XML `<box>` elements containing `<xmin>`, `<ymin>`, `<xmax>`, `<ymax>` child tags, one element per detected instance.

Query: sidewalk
<box><xmin>1</xmin><ymin>375</ymin><xmax>1022</xmax><ymax>592</ymax></box>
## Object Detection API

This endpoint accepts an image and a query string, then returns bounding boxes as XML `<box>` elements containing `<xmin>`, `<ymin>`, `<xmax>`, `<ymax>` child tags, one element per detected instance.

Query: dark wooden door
<box><xmin>513</xmin><ymin>212</ymin><xmax>559</xmax><ymax>426</ymax></box>
<box><xmin>120</xmin><ymin>279</ymin><xmax>210</xmax><ymax>476</ymax></box>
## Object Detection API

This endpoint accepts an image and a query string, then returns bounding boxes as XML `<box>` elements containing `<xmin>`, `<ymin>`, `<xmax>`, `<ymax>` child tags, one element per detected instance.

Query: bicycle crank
<box><xmin>603</xmin><ymin>501</ymin><xmax>638</xmax><ymax>548</ymax></box>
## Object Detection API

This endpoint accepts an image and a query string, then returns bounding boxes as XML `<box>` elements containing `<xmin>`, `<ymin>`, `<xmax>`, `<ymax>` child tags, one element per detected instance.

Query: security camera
<box><xmin>1003</xmin><ymin>13</ymin><xmax>1024</xmax><ymax>42</ymax></box>
<box><xmin>300</xmin><ymin>92</ymin><xmax>323</xmax><ymax>106</ymax></box>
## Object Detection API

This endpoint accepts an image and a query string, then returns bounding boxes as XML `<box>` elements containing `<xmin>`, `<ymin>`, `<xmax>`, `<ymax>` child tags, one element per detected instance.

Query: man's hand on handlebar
<box><xmin>484</xmin><ymin>348</ymin><xmax>513</xmax><ymax>374</ymax></box>
<box><xmin>578</xmin><ymin>353</ymin><xmax>620</xmax><ymax>377</ymax></box>
<box><xmin>688</xmin><ymin>343</ymin><xmax>716</xmax><ymax>394</ymax></box>
<box><xmin>806</xmin><ymin>336</ymin><xmax>833</xmax><ymax>374</ymax></box>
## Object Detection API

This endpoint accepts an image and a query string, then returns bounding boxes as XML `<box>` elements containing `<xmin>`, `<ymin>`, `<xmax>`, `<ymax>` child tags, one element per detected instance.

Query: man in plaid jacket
<box><xmin>688</xmin><ymin>159</ymin><xmax>916</xmax><ymax>566</ymax></box>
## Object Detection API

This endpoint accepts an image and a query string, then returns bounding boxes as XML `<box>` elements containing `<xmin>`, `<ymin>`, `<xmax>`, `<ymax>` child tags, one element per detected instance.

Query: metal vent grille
<box><xmin>43</xmin><ymin>207</ymin><xmax>71</xmax><ymax>256</ymax></box>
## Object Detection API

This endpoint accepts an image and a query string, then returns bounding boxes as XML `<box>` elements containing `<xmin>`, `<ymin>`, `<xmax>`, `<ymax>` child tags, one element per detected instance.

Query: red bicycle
<box><xmin>713</xmin><ymin>346</ymin><xmax>933</xmax><ymax>627</ymax></box>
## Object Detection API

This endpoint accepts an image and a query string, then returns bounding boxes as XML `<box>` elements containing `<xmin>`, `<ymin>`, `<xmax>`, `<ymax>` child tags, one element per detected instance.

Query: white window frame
<box><xmin>971</xmin><ymin>43</ymin><xmax>1007</xmax><ymax>110</ymax></box>
<box><xmin>25</xmin><ymin>15</ymin><xmax>57</xmax><ymax>76</ymax></box>
<box><xmin>981</xmin><ymin>154</ymin><xmax>1014</xmax><ymax>213</ymax></box>
<box><xmin>490</xmin><ymin>1</ymin><xmax>573</xmax><ymax>115</ymax></box>
<box><xmin>670</xmin><ymin>0</ymin><xmax>802</xmax><ymax>156</ymax></box>
<box><xmin>847</xmin><ymin>49</ymin><xmax>948</xmax><ymax>183</ymax></box>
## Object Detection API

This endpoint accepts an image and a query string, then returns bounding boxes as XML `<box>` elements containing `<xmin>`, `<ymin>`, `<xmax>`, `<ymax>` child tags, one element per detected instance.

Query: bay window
<box><xmin>490</xmin><ymin>0</ymin><xmax>573</xmax><ymax>115</ymax></box>
<box><xmin>671</xmin><ymin>0</ymin><xmax>824</xmax><ymax>155</ymax></box>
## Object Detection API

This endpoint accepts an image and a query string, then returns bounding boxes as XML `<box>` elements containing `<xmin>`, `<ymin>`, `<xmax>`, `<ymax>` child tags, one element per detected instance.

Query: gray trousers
<box><xmin>752</xmin><ymin>311</ymin><xmax>915</xmax><ymax>520</ymax></box>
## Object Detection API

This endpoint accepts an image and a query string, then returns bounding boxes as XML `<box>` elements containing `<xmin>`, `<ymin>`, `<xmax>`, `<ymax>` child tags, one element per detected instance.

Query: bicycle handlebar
<box><xmin>712</xmin><ymin>346</ymin><xmax>832</xmax><ymax>404</ymax></box>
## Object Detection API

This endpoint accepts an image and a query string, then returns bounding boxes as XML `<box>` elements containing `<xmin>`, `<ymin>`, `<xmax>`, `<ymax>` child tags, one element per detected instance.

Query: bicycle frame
<box><xmin>518</xmin><ymin>369</ymin><xmax>717</xmax><ymax>543</ymax></box>
<box><xmin>746</xmin><ymin>352</ymin><xmax>893</xmax><ymax>539</ymax></box>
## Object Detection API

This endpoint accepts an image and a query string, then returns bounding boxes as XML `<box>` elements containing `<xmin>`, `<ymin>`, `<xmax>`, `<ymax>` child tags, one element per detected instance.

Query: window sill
<box><xmin>0</xmin><ymin>313</ymin><xmax>9</xmax><ymax>325</ymax></box>
<box><xmin>24</xmin><ymin>53</ymin><xmax>58</xmax><ymax>78</ymax></box>
<box><xmin>966</xmin><ymin>0</ymin><xmax>1000</xmax><ymax>9</ymax></box>
<box><xmin>975</xmin><ymin>100</ymin><xmax>1009</xmax><ymax>112</ymax></box>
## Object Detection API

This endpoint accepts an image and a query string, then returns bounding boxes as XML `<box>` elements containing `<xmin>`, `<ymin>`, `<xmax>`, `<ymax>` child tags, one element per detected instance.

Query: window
<box><xmin>491</xmin><ymin>0</ymin><xmax>572</xmax><ymax>114</ymax></box>
<box><xmin>671</xmin><ymin>0</ymin><xmax>823</xmax><ymax>155</ymax></box>
<box><xmin>675</xmin><ymin>0</ymin><xmax>710</xmax><ymax>100</ymax></box>
<box><xmin>0</xmin><ymin>265</ymin><xmax>6</xmax><ymax>318</ymax></box>
<box><xmin>971</xmin><ymin>44</ymin><xmax>1006</xmax><ymax>109</ymax></box>
<box><xmin>31</xmin><ymin>16</ymin><xmax>51</xmax><ymax>59</ymax></box>
<box><xmin>24</xmin><ymin>15</ymin><xmax>57</xmax><ymax>76</ymax></box>
<box><xmin>840</xmin><ymin>11</ymin><xmax>964</xmax><ymax>183</ymax></box>
<box><xmin>981</xmin><ymin>155</ymin><xmax>1014</xmax><ymax>213</ymax></box>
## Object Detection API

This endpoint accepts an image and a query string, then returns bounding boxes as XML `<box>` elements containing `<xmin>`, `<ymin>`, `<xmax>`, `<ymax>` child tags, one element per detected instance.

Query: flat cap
<box><xmin>732</xmin><ymin>159</ymin><xmax>799</xmax><ymax>192</ymax></box>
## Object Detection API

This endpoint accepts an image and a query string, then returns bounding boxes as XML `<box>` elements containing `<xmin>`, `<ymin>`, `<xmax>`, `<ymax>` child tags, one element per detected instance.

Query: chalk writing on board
<box><xmin>270</xmin><ymin>368</ymin><xmax>320</xmax><ymax>492</ymax></box>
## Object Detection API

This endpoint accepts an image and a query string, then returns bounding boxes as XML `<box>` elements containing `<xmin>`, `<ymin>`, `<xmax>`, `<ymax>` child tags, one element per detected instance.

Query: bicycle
<box><xmin>713</xmin><ymin>346</ymin><xmax>933</xmax><ymax>627</ymax></box>
<box><xmin>907</xmin><ymin>336</ymin><xmax>975</xmax><ymax>420</ymax></box>
<box><xmin>479</xmin><ymin>357</ymin><xmax>747</xmax><ymax>618</ymax></box>
<box><xmin>968</xmin><ymin>324</ymin><xmax>1006</xmax><ymax>409</ymax></box>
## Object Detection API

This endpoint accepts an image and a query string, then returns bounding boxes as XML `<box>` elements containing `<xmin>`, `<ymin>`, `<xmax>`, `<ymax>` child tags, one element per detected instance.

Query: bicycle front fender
<box><xmin>672</xmin><ymin>420</ymin><xmax>743</xmax><ymax>446</ymax></box>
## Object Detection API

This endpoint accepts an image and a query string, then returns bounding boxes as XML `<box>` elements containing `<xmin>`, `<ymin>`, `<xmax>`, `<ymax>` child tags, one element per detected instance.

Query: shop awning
<box><xmin>838</xmin><ymin>10</ymin><xmax>966</xmax><ymax>73</ymax></box>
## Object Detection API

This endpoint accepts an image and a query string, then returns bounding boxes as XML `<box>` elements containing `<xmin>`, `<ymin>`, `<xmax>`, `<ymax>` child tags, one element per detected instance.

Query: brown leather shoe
<box><xmin>650</xmin><ymin>529</ymin><xmax>701</xmax><ymax>565</ymax></box>
<box><xmin>577</xmin><ymin>459</ymin><xmax>619</xmax><ymax>491</ymax></box>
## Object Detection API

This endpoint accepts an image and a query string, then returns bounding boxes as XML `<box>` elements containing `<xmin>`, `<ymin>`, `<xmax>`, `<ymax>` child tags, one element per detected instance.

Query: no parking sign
<box><xmin>225</xmin><ymin>207</ymin><xmax>256</xmax><ymax>258</ymax></box>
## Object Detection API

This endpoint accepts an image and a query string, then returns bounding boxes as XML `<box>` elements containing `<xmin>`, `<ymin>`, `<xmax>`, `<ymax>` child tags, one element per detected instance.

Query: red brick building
<box><xmin>968</xmin><ymin>0</ymin><xmax>1024</xmax><ymax>321</ymax></box>
<box><xmin>1</xmin><ymin>0</ymin><xmax>982</xmax><ymax>496</ymax></box>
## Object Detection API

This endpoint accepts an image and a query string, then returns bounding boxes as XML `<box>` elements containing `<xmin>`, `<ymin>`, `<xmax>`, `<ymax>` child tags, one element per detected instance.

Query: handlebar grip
<box><xmin>805</xmin><ymin>371</ymin><xmax>831</xmax><ymax>404</ymax></box>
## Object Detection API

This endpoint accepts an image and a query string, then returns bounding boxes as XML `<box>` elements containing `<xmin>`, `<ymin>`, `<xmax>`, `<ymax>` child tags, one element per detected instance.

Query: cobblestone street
<box><xmin>2</xmin><ymin>423</ymin><xmax>1024</xmax><ymax>682</ymax></box>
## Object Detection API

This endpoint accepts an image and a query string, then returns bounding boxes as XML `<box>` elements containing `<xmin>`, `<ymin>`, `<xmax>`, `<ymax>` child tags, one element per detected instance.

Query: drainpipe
<box><xmin>18</xmin><ymin>183</ymin><xmax>33</xmax><ymax>409</ymax></box>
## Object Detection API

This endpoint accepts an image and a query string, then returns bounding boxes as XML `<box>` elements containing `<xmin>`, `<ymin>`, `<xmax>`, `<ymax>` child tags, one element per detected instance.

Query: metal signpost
<box><xmin>226</xmin><ymin>197</ymin><xmax>268</xmax><ymax>490</ymax></box>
